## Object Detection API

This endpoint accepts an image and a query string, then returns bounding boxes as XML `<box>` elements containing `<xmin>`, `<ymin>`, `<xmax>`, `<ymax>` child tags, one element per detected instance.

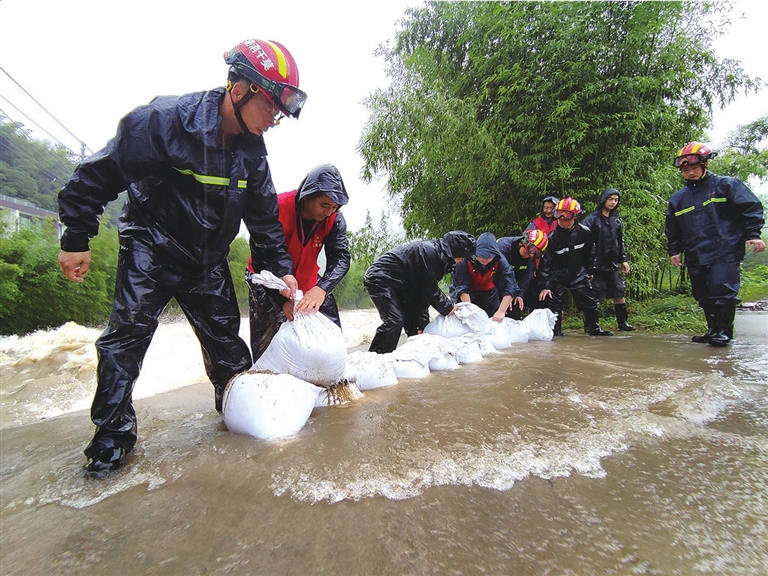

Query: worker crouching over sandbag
<box><xmin>222</xmin><ymin>371</ymin><xmax>323</xmax><ymax>440</ymax></box>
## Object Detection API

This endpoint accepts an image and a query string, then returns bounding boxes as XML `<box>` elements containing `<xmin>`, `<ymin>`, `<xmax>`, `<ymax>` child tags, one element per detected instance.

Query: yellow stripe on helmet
<box><xmin>263</xmin><ymin>40</ymin><xmax>288</xmax><ymax>79</ymax></box>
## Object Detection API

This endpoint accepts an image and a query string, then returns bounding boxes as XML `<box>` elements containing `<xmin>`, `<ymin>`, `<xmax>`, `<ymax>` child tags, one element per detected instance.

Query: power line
<box><xmin>0</xmin><ymin>97</ymin><xmax>77</xmax><ymax>155</ymax></box>
<box><xmin>0</xmin><ymin>65</ymin><xmax>93</xmax><ymax>157</ymax></box>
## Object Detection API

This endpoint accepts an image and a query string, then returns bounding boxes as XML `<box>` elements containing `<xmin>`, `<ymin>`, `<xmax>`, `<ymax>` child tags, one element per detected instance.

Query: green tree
<box><xmin>334</xmin><ymin>210</ymin><xmax>404</xmax><ymax>309</ymax></box>
<box><xmin>359</xmin><ymin>0</ymin><xmax>761</xmax><ymax>300</ymax></box>
<box><xmin>0</xmin><ymin>220</ymin><xmax>118</xmax><ymax>335</ymax></box>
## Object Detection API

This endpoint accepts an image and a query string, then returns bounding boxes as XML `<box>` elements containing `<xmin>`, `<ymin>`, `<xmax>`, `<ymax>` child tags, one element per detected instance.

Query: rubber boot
<box><xmin>615</xmin><ymin>303</ymin><xmax>636</xmax><ymax>331</ymax></box>
<box><xmin>583</xmin><ymin>308</ymin><xmax>613</xmax><ymax>336</ymax></box>
<box><xmin>708</xmin><ymin>304</ymin><xmax>736</xmax><ymax>347</ymax></box>
<box><xmin>692</xmin><ymin>307</ymin><xmax>716</xmax><ymax>343</ymax></box>
<box><xmin>553</xmin><ymin>313</ymin><xmax>565</xmax><ymax>336</ymax></box>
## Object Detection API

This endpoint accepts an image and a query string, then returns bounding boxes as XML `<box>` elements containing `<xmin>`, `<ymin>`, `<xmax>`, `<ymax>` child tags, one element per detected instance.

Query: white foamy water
<box><xmin>0</xmin><ymin>309</ymin><xmax>382</xmax><ymax>428</ymax></box>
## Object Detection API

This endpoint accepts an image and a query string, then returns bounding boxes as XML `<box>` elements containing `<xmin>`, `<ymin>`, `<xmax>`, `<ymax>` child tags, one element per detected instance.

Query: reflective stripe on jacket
<box><xmin>58</xmin><ymin>87</ymin><xmax>292</xmax><ymax>274</ymax></box>
<box><xmin>665</xmin><ymin>171</ymin><xmax>765</xmax><ymax>266</ymax></box>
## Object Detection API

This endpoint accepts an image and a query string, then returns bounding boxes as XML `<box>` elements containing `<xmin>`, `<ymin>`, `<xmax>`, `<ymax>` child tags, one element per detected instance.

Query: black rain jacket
<box><xmin>58</xmin><ymin>87</ymin><xmax>292</xmax><ymax>275</ymax></box>
<box><xmin>665</xmin><ymin>171</ymin><xmax>765</xmax><ymax>267</ymax></box>
<box><xmin>497</xmin><ymin>236</ymin><xmax>533</xmax><ymax>299</ymax></box>
<box><xmin>582</xmin><ymin>188</ymin><xmax>628</xmax><ymax>273</ymax></box>
<box><xmin>538</xmin><ymin>223</ymin><xmax>594</xmax><ymax>289</ymax></box>
<box><xmin>364</xmin><ymin>231</ymin><xmax>476</xmax><ymax>316</ymax></box>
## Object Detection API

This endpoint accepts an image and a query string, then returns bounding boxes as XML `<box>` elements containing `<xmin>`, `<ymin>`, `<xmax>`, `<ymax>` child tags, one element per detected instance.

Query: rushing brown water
<box><xmin>1</xmin><ymin>312</ymin><xmax>766</xmax><ymax>575</ymax></box>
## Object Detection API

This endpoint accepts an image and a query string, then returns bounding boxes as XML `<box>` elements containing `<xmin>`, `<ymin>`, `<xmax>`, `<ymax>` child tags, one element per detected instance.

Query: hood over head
<box><xmin>540</xmin><ymin>195</ymin><xmax>559</xmax><ymax>218</ymax></box>
<box><xmin>296</xmin><ymin>164</ymin><xmax>349</xmax><ymax>206</ymax></box>
<box><xmin>475</xmin><ymin>232</ymin><xmax>500</xmax><ymax>259</ymax></box>
<box><xmin>440</xmin><ymin>230</ymin><xmax>476</xmax><ymax>260</ymax></box>
<box><xmin>598</xmin><ymin>188</ymin><xmax>621</xmax><ymax>210</ymax></box>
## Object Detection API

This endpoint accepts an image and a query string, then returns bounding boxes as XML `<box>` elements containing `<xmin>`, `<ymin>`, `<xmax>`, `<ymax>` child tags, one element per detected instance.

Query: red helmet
<box><xmin>224</xmin><ymin>39</ymin><xmax>306</xmax><ymax>118</ymax></box>
<box><xmin>523</xmin><ymin>228</ymin><xmax>548</xmax><ymax>252</ymax></box>
<box><xmin>555</xmin><ymin>197</ymin><xmax>581</xmax><ymax>216</ymax></box>
<box><xmin>673</xmin><ymin>142</ymin><xmax>716</xmax><ymax>168</ymax></box>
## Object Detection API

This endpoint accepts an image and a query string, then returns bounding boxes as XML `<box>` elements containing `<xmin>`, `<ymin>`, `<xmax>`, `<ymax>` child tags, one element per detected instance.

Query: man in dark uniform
<box><xmin>364</xmin><ymin>231</ymin><xmax>476</xmax><ymax>354</ymax></box>
<box><xmin>538</xmin><ymin>197</ymin><xmax>613</xmax><ymax>337</ymax></box>
<box><xmin>497</xmin><ymin>229</ymin><xmax>549</xmax><ymax>320</ymax></box>
<box><xmin>583</xmin><ymin>188</ymin><xmax>636</xmax><ymax>331</ymax></box>
<box><xmin>665</xmin><ymin>141</ymin><xmax>765</xmax><ymax>346</ymax></box>
<box><xmin>57</xmin><ymin>39</ymin><xmax>305</xmax><ymax>477</ymax></box>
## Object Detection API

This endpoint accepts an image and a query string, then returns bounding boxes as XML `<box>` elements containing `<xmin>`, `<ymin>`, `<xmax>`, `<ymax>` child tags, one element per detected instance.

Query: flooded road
<box><xmin>1</xmin><ymin>312</ymin><xmax>766</xmax><ymax>575</ymax></box>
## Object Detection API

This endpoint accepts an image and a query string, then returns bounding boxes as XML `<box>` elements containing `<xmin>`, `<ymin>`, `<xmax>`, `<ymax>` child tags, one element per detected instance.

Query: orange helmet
<box><xmin>673</xmin><ymin>142</ymin><xmax>716</xmax><ymax>168</ymax></box>
<box><xmin>555</xmin><ymin>197</ymin><xmax>581</xmax><ymax>216</ymax></box>
<box><xmin>224</xmin><ymin>39</ymin><xmax>306</xmax><ymax>118</ymax></box>
<box><xmin>523</xmin><ymin>228</ymin><xmax>548</xmax><ymax>252</ymax></box>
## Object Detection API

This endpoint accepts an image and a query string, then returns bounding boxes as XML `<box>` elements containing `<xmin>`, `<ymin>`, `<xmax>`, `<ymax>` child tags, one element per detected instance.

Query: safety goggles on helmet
<box><xmin>555</xmin><ymin>210</ymin><xmax>576</xmax><ymax>220</ymax></box>
<box><xmin>673</xmin><ymin>142</ymin><xmax>716</xmax><ymax>168</ymax></box>
<box><xmin>673</xmin><ymin>154</ymin><xmax>706</xmax><ymax>168</ymax></box>
<box><xmin>234</xmin><ymin>70</ymin><xmax>306</xmax><ymax>118</ymax></box>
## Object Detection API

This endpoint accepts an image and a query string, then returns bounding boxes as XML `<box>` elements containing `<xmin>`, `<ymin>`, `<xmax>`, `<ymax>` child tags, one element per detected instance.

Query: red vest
<box><xmin>532</xmin><ymin>216</ymin><xmax>557</xmax><ymax>236</ymax></box>
<box><xmin>277</xmin><ymin>190</ymin><xmax>336</xmax><ymax>292</ymax></box>
<box><xmin>468</xmin><ymin>260</ymin><xmax>498</xmax><ymax>292</ymax></box>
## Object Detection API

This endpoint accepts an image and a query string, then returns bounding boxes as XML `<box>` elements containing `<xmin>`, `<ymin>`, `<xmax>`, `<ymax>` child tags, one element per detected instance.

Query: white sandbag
<box><xmin>423</xmin><ymin>302</ymin><xmax>488</xmax><ymax>337</ymax></box>
<box><xmin>402</xmin><ymin>334</ymin><xmax>460</xmax><ymax>371</ymax></box>
<box><xmin>222</xmin><ymin>371</ymin><xmax>322</xmax><ymax>440</ymax></box>
<box><xmin>484</xmin><ymin>319</ymin><xmax>513</xmax><ymax>350</ymax></box>
<box><xmin>254</xmin><ymin>310</ymin><xmax>347</xmax><ymax>386</ymax></box>
<box><xmin>522</xmin><ymin>308</ymin><xmax>557</xmax><ymax>341</ymax></box>
<box><xmin>504</xmin><ymin>318</ymin><xmax>531</xmax><ymax>343</ymax></box>
<box><xmin>345</xmin><ymin>350</ymin><xmax>398</xmax><ymax>390</ymax></box>
<box><xmin>475</xmin><ymin>334</ymin><xmax>499</xmax><ymax>356</ymax></box>
<box><xmin>450</xmin><ymin>335</ymin><xmax>484</xmax><ymax>364</ymax></box>
<box><xmin>314</xmin><ymin>380</ymin><xmax>364</xmax><ymax>408</ymax></box>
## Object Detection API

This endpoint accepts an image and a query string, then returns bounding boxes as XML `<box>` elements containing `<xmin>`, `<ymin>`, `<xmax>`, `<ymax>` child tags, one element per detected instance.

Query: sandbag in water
<box><xmin>403</xmin><ymin>333</ymin><xmax>460</xmax><ymax>371</ymax></box>
<box><xmin>314</xmin><ymin>380</ymin><xmax>364</xmax><ymax>408</ymax></box>
<box><xmin>222</xmin><ymin>371</ymin><xmax>323</xmax><ymax>440</ymax></box>
<box><xmin>522</xmin><ymin>308</ymin><xmax>557</xmax><ymax>341</ymax></box>
<box><xmin>345</xmin><ymin>351</ymin><xmax>399</xmax><ymax>390</ymax></box>
<box><xmin>254</xmin><ymin>310</ymin><xmax>347</xmax><ymax>386</ymax></box>
<box><xmin>423</xmin><ymin>302</ymin><xmax>488</xmax><ymax>337</ymax></box>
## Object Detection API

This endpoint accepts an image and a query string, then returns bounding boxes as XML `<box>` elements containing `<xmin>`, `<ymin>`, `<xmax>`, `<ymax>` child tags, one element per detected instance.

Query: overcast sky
<box><xmin>1</xmin><ymin>0</ymin><xmax>765</xmax><ymax>233</ymax></box>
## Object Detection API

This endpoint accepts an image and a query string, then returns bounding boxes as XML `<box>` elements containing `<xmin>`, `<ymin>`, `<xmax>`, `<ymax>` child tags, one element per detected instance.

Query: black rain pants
<box><xmin>85</xmin><ymin>235</ymin><xmax>251</xmax><ymax>461</ymax></box>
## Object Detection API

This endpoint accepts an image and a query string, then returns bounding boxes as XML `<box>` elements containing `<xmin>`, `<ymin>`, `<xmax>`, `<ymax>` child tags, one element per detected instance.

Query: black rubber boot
<box><xmin>708</xmin><ymin>304</ymin><xmax>736</xmax><ymax>347</ymax></box>
<box><xmin>85</xmin><ymin>446</ymin><xmax>126</xmax><ymax>479</ymax></box>
<box><xmin>692</xmin><ymin>307</ymin><xmax>716</xmax><ymax>343</ymax></box>
<box><xmin>615</xmin><ymin>303</ymin><xmax>636</xmax><ymax>331</ymax></box>
<box><xmin>583</xmin><ymin>308</ymin><xmax>613</xmax><ymax>336</ymax></box>
<box><xmin>553</xmin><ymin>313</ymin><xmax>565</xmax><ymax>336</ymax></box>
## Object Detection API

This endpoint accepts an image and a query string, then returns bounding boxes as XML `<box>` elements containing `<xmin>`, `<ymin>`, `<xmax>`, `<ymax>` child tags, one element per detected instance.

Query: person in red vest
<box><xmin>246</xmin><ymin>164</ymin><xmax>350</xmax><ymax>361</ymax></box>
<box><xmin>525</xmin><ymin>195</ymin><xmax>559</xmax><ymax>237</ymax></box>
<box><xmin>450</xmin><ymin>232</ymin><xmax>519</xmax><ymax>322</ymax></box>
<box><xmin>524</xmin><ymin>195</ymin><xmax>559</xmax><ymax>310</ymax></box>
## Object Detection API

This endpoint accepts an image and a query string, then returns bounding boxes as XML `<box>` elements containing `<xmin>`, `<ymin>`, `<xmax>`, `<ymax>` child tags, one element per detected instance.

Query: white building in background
<box><xmin>0</xmin><ymin>194</ymin><xmax>62</xmax><ymax>238</ymax></box>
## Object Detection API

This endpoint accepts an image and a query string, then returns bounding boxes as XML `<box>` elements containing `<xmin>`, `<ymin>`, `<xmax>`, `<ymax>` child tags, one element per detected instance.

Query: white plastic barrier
<box><xmin>223</xmin><ymin>371</ymin><xmax>322</xmax><ymax>440</ymax></box>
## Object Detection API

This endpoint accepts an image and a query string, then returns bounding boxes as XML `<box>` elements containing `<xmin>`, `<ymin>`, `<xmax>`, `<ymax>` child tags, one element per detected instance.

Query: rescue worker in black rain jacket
<box><xmin>246</xmin><ymin>163</ymin><xmax>351</xmax><ymax>361</ymax></box>
<box><xmin>497</xmin><ymin>229</ymin><xmax>549</xmax><ymax>320</ymax></box>
<box><xmin>364</xmin><ymin>231</ymin><xmax>477</xmax><ymax>354</ymax></box>
<box><xmin>582</xmin><ymin>188</ymin><xmax>635</xmax><ymax>331</ymax></box>
<box><xmin>665</xmin><ymin>142</ymin><xmax>766</xmax><ymax>346</ymax></box>
<box><xmin>57</xmin><ymin>39</ymin><xmax>306</xmax><ymax>477</ymax></box>
<box><xmin>451</xmin><ymin>232</ymin><xmax>519</xmax><ymax>322</ymax></box>
<box><xmin>538</xmin><ymin>197</ymin><xmax>613</xmax><ymax>337</ymax></box>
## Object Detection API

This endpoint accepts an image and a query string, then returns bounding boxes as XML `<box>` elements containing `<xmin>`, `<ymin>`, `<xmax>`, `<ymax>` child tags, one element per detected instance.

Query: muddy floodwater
<box><xmin>1</xmin><ymin>312</ymin><xmax>766</xmax><ymax>575</ymax></box>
